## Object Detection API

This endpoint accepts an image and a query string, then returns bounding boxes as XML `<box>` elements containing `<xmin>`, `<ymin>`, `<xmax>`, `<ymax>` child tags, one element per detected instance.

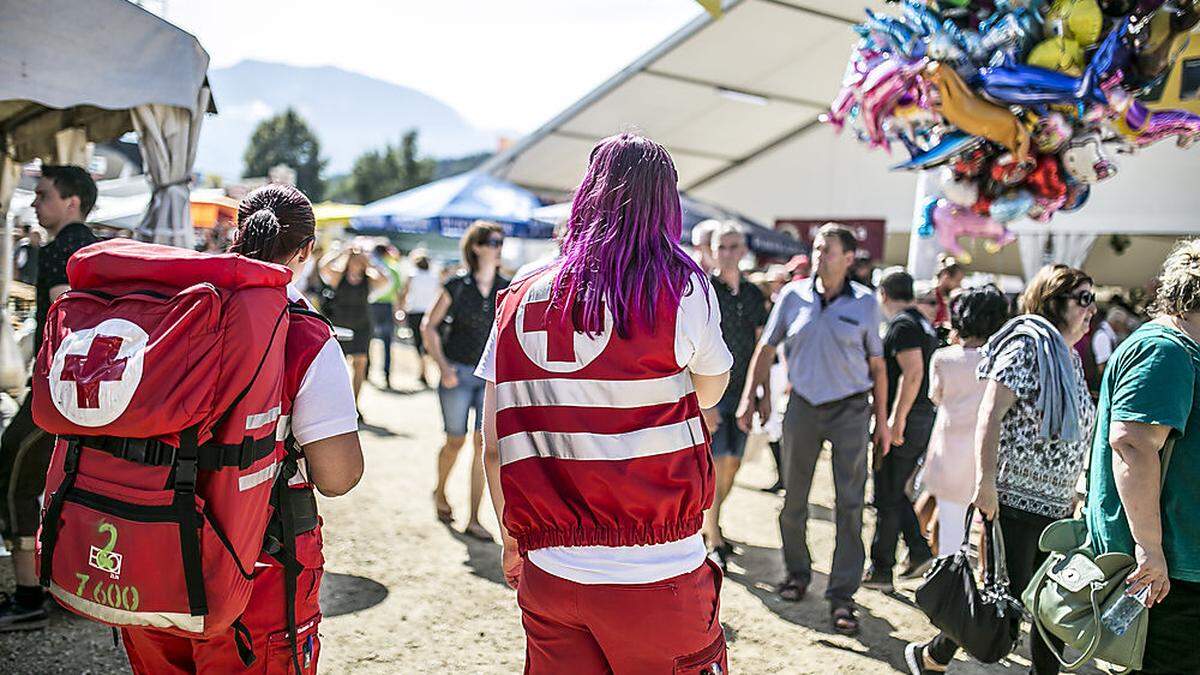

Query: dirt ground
<box><xmin>0</xmin><ymin>347</ymin><xmax>1103</xmax><ymax>674</ymax></box>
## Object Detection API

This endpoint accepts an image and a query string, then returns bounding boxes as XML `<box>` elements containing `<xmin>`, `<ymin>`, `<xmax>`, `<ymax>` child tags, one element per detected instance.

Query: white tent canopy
<box><xmin>483</xmin><ymin>0</ymin><xmax>1200</xmax><ymax>288</ymax></box>
<box><xmin>0</xmin><ymin>0</ymin><xmax>214</xmax><ymax>248</ymax></box>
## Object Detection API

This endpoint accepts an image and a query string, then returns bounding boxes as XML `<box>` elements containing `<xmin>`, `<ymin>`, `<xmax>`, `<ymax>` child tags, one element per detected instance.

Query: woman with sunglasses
<box><xmin>908</xmin><ymin>265</ymin><xmax>1097</xmax><ymax>675</ymax></box>
<box><xmin>422</xmin><ymin>221</ymin><xmax>509</xmax><ymax>541</ymax></box>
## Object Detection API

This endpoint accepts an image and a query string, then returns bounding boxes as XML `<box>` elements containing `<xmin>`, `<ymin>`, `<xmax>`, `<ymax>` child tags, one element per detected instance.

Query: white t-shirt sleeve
<box><xmin>290</xmin><ymin>337</ymin><xmax>360</xmax><ymax>446</ymax></box>
<box><xmin>1092</xmin><ymin>328</ymin><xmax>1116</xmax><ymax>365</ymax></box>
<box><xmin>474</xmin><ymin>323</ymin><xmax>499</xmax><ymax>383</ymax></box>
<box><xmin>675</xmin><ymin>276</ymin><xmax>733</xmax><ymax>375</ymax></box>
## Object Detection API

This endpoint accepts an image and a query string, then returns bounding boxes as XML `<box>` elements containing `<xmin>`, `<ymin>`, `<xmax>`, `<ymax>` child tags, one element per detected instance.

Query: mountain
<box><xmin>196</xmin><ymin>60</ymin><xmax>503</xmax><ymax>180</ymax></box>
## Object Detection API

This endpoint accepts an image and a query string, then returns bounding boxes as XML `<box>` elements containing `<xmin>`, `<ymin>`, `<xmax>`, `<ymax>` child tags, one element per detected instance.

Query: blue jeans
<box><xmin>438</xmin><ymin>361</ymin><xmax>485</xmax><ymax>436</ymax></box>
<box><xmin>370</xmin><ymin>303</ymin><xmax>394</xmax><ymax>378</ymax></box>
<box><xmin>709</xmin><ymin>397</ymin><xmax>748</xmax><ymax>459</ymax></box>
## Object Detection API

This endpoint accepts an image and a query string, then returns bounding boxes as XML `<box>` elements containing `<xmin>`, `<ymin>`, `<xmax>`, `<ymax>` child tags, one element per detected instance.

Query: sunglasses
<box><xmin>1070</xmin><ymin>290</ymin><xmax>1096</xmax><ymax>307</ymax></box>
<box><xmin>480</xmin><ymin>237</ymin><xmax>504</xmax><ymax>249</ymax></box>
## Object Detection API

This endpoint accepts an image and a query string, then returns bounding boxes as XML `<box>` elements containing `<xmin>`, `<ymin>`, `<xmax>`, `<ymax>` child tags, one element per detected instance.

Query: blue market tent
<box><xmin>350</xmin><ymin>172</ymin><xmax>550</xmax><ymax>239</ymax></box>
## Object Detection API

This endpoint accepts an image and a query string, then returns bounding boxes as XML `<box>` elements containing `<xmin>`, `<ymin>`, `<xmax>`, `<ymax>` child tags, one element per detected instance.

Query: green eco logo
<box><xmin>88</xmin><ymin>521</ymin><xmax>123</xmax><ymax>578</ymax></box>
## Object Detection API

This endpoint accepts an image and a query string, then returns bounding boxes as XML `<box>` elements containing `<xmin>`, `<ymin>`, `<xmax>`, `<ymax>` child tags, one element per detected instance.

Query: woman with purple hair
<box><xmin>475</xmin><ymin>133</ymin><xmax>734</xmax><ymax>673</ymax></box>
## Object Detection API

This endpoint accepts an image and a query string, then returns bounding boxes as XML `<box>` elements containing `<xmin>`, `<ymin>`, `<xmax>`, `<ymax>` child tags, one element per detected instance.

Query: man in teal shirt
<box><xmin>1087</xmin><ymin>241</ymin><xmax>1200</xmax><ymax>674</ymax></box>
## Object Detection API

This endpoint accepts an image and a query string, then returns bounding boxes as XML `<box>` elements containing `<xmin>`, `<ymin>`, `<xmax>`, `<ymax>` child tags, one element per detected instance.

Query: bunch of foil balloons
<box><xmin>827</xmin><ymin>0</ymin><xmax>1200</xmax><ymax>261</ymax></box>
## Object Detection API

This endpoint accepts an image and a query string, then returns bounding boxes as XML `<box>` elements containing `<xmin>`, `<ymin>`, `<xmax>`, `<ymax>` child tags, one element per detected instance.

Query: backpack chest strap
<box><xmin>75</xmin><ymin>433</ymin><xmax>277</xmax><ymax>471</ymax></box>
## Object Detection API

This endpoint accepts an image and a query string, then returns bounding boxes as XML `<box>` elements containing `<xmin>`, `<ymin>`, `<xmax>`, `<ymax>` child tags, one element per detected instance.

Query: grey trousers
<box><xmin>779</xmin><ymin>391</ymin><xmax>871</xmax><ymax>605</ymax></box>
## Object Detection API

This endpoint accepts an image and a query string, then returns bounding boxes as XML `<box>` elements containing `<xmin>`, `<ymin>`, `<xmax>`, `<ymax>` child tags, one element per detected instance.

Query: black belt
<box><xmin>75</xmin><ymin>433</ymin><xmax>277</xmax><ymax>471</ymax></box>
<box><xmin>799</xmin><ymin>389</ymin><xmax>871</xmax><ymax>409</ymax></box>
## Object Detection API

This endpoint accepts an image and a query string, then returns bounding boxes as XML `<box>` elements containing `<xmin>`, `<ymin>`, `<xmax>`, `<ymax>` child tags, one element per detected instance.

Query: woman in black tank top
<box><xmin>320</xmin><ymin>246</ymin><xmax>387</xmax><ymax>410</ymax></box>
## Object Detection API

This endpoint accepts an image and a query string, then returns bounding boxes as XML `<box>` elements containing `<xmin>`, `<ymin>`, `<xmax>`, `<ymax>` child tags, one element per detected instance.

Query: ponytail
<box><xmin>231</xmin><ymin>184</ymin><xmax>315</xmax><ymax>264</ymax></box>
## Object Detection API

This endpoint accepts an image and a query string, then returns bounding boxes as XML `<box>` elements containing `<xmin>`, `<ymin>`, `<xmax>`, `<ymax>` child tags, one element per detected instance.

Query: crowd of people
<box><xmin>0</xmin><ymin>133</ymin><xmax>1197</xmax><ymax>675</ymax></box>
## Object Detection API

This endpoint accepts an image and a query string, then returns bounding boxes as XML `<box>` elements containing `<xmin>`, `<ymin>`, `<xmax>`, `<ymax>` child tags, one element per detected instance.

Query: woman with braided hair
<box><xmin>120</xmin><ymin>184</ymin><xmax>363</xmax><ymax>674</ymax></box>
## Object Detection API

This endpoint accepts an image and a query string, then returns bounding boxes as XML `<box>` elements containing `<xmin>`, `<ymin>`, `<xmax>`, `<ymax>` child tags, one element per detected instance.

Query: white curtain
<box><xmin>132</xmin><ymin>84</ymin><xmax>209</xmax><ymax>249</ymax></box>
<box><xmin>1018</xmin><ymin>231</ymin><xmax>1099</xmax><ymax>281</ymax></box>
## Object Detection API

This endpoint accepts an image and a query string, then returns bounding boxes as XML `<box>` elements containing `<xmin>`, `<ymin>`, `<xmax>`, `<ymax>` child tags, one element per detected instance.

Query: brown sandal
<box><xmin>778</xmin><ymin>575</ymin><xmax>807</xmax><ymax>602</ymax></box>
<box><xmin>831</xmin><ymin>605</ymin><xmax>860</xmax><ymax>636</ymax></box>
<box><xmin>463</xmin><ymin>522</ymin><xmax>493</xmax><ymax>542</ymax></box>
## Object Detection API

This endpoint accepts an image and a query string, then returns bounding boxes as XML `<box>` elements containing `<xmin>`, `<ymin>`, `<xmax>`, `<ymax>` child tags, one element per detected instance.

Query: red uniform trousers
<box><xmin>517</xmin><ymin>557</ymin><xmax>727</xmax><ymax>674</ymax></box>
<box><xmin>121</xmin><ymin>528</ymin><xmax>324</xmax><ymax>675</ymax></box>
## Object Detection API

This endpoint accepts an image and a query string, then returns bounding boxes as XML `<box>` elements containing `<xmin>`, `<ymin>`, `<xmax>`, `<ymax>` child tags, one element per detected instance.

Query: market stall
<box><xmin>0</xmin><ymin>0</ymin><xmax>214</xmax><ymax>385</ymax></box>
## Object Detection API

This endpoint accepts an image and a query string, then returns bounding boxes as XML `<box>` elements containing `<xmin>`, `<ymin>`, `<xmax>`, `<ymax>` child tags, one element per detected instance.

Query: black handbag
<box><xmin>915</xmin><ymin>507</ymin><xmax>1024</xmax><ymax>663</ymax></box>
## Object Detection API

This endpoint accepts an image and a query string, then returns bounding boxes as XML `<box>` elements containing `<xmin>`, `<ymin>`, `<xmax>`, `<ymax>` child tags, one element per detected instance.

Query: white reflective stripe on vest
<box><xmin>246</xmin><ymin>405</ymin><xmax>282</xmax><ymax>431</ymax></box>
<box><xmin>498</xmin><ymin>416</ymin><xmax>704</xmax><ymax>465</ymax></box>
<box><xmin>496</xmin><ymin>370</ymin><xmax>693</xmax><ymax>412</ymax></box>
<box><xmin>238</xmin><ymin>461</ymin><xmax>280</xmax><ymax>491</ymax></box>
<box><xmin>276</xmin><ymin>414</ymin><xmax>291</xmax><ymax>442</ymax></box>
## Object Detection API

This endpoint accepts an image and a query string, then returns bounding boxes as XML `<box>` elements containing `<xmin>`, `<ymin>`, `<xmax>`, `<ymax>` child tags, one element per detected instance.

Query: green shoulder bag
<box><xmin>1022</xmin><ymin>440</ymin><xmax>1174</xmax><ymax>672</ymax></box>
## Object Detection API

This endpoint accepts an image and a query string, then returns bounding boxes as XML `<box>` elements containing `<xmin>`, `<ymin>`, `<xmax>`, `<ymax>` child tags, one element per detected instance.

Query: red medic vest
<box><xmin>492</xmin><ymin>269</ymin><xmax>714</xmax><ymax>554</ymax></box>
<box><xmin>267</xmin><ymin>299</ymin><xmax>334</xmax><ymax>574</ymax></box>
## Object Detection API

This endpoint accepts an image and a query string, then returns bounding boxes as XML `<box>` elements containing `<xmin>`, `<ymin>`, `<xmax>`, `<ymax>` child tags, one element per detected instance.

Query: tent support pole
<box><xmin>906</xmin><ymin>171</ymin><xmax>942</xmax><ymax>280</ymax></box>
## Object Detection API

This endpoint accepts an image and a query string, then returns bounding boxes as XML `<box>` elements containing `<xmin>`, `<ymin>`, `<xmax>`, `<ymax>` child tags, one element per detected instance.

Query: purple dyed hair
<box><xmin>550</xmin><ymin>133</ymin><xmax>705</xmax><ymax>337</ymax></box>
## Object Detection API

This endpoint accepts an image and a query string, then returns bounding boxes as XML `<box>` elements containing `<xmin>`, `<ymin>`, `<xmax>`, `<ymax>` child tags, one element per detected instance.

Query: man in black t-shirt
<box><xmin>0</xmin><ymin>166</ymin><xmax>98</xmax><ymax>631</ymax></box>
<box><xmin>863</xmin><ymin>268</ymin><xmax>937</xmax><ymax>592</ymax></box>
<box><xmin>702</xmin><ymin>223</ymin><xmax>768</xmax><ymax>570</ymax></box>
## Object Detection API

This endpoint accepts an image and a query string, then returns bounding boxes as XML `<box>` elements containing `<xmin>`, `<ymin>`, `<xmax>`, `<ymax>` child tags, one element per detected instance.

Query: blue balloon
<box><xmin>1061</xmin><ymin>184</ymin><xmax>1090</xmax><ymax>212</ymax></box>
<box><xmin>890</xmin><ymin>131</ymin><xmax>985</xmax><ymax>171</ymax></box>
<box><xmin>975</xmin><ymin>20</ymin><xmax>1131</xmax><ymax>107</ymax></box>
<box><xmin>1076</xmin><ymin>17</ymin><xmax>1130</xmax><ymax>103</ymax></box>
<box><xmin>918</xmin><ymin>197</ymin><xmax>939</xmax><ymax>238</ymax></box>
<box><xmin>990</xmin><ymin>190</ymin><xmax>1035</xmax><ymax>223</ymax></box>
<box><xmin>977</xmin><ymin>57</ymin><xmax>1097</xmax><ymax>106</ymax></box>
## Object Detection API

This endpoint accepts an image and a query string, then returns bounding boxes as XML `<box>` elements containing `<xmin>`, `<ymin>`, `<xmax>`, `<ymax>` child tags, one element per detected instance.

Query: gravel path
<box><xmin>0</xmin><ymin>348</ymin><xmax>1103</xmax><ymax>673</ymax></box>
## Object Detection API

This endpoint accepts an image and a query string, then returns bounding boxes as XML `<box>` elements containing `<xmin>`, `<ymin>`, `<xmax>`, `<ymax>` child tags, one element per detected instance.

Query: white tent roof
<box><xmin>0</xmin><ymin>0</ymin><xmax>214</xmax><ymax>162</ymax></box>
<box><xmin>483</xmin><ymin>0</ymin><xmax>1200</xmax><ymax>244</ymax></box>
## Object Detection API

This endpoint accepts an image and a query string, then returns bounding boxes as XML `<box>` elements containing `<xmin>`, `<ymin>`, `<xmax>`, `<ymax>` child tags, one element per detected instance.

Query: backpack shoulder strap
<box><xmin>288</xmin><ymin>302</ymin><xmax>333</xmax><ymax>330</ymax></box>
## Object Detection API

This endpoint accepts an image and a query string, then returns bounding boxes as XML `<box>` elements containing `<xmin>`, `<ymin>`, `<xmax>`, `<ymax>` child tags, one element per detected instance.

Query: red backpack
<box><xmin>32</xmin><ymin>239</ymin><xmax>293</xmax><ymax>644</ymax></box>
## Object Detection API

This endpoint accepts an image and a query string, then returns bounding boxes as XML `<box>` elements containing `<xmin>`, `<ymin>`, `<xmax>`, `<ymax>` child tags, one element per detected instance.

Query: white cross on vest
<box><xmin>515</xmin><ymin>275</ymin><xmax>612</xmax><ymax>373</ymax></box>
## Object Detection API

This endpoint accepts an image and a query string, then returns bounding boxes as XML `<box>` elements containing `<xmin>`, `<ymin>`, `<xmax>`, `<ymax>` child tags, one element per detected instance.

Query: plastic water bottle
<box><xmin>1101</xmin><ymin>586</ymin><xmax>1151</xmax><ymax>636</ymax></box>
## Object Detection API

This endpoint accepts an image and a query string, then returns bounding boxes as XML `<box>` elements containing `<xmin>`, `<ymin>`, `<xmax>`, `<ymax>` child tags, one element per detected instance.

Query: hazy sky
<box><xmin>163</xmin><ymin>0</ymin><xmax>703</xmax><ymax>133</ymax></box>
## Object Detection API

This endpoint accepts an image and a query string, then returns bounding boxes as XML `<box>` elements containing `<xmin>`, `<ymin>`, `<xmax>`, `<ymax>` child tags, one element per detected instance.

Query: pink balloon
<box><xmin>933</xmin><ymin>203</ymin><xmax>1017</xmax><ymax>260</ymax></box>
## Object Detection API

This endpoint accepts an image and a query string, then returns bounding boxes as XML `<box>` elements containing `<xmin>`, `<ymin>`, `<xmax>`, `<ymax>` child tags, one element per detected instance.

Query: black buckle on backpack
<box><xmin>238</xmin><ymin>436</ymin><xmax>256</xmax><ymax>470</ymax></box>
<box><xmin>148</xmin><ymin>441</ymin><xmax>175</xmax><ymax>466</ymax></box>
<box><xmin>175</xmin><ymin>459</ymin><xmax>197</xmax><ymax>493</ymax></box>
<box><xmin>118</xmin><ymin>437</ymin><xmax>148</xmax><ymax>464</ymax></box>
<box><xmin>61</xmin><ymin>437</ymin><xmax>82</xmax><ymax>474</ymax></box>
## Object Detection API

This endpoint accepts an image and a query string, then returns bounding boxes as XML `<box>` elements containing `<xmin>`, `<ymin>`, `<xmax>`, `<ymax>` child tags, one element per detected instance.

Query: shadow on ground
<box><xmin>721</xmin><ymin>536</ymin><xmax>1107</xmax><ymax>674</ymax></box>
<box><xmin>356</xmin><ymin>420</ymin><xmax>410</xmax><ymax>438</ymax></box>
<box><xmin>448</xmin><ymin>525</ymin><xmax>510</xmax><ymax>588</ymax></box>
<box><xmin>722</xmin><ymin>539</ymin><xmax>922</xmax><ymax>672</ymax></box>
<box><xmin>320</xmin><ymin>572</ymin><xmax>390</xmax><ymax>617</ymax></box>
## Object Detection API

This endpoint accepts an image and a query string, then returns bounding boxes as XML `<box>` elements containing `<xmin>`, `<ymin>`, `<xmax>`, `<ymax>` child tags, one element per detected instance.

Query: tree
<box><xmin>346</xmin><ymin>129</ymin><xmax>435</xmax><ymax>204</ymax></box>
<box><xmin>433</xmin><ymin>151</ymin><xmax>492</xmax><ymax>180</ymax></box>
<box><xmin>242</xmin><ymin>108</ymin><xmax>327</xmax><ymax>200</ymax></box>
